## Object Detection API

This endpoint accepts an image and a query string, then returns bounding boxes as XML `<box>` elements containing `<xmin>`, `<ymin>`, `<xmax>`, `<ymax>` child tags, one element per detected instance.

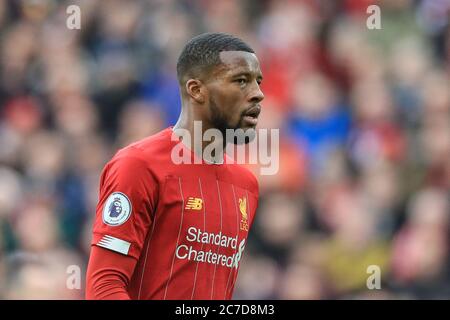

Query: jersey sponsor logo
<box><xmin>102</xmin><ymin>192</ymin><xmax>132</xmax><ymax>226</ymax></box>
<box><xmin>185</xmin><ymin>197</ymin><xmax>203</xmax><ymax>210</ymax></box>
<box><xmin>239</xmin><ymin>197</ymin><xmax>249</xmax><ymax>231</ymax></box>
<box><xmin>175</xmin><ymin>227</ymin><xmax>246</xmax><ymax>269</ymax></box>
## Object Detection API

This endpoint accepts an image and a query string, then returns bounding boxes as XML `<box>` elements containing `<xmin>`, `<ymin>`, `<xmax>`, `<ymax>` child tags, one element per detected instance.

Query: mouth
<box><xmin>242</xmin><ymin>105</ymin><xmax>261</xmax><ymax>126</ymax></box>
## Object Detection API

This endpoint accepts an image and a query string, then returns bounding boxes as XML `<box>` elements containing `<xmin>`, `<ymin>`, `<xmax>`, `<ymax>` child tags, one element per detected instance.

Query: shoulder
<box><xmin>112</xmin><ymin>128</ymin><xmax>174</xmax><ymax>165</ymax></box>
<box><xmin>120</xmin><ymin>127</ymin><xmax>174</xmax><ymax>158</ymax></box>
<box><xmin>104</xmin><ymin>128</ymin><xmax>175</xmax><ymax>177</ymax></box>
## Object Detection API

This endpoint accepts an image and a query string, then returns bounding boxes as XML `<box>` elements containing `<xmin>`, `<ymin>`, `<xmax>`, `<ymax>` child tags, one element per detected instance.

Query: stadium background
<box><xmin>0</xmin><ymin>0</ymin><xmax>449</xmax><ymax>299</ymax></box>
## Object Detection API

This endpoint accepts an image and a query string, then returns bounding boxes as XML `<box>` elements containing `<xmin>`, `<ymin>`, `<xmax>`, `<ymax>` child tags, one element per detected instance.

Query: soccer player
<box><xmin>85</xmin><ymin>33</ymin><xmax>264</xmax><ymax>299</ymax></box>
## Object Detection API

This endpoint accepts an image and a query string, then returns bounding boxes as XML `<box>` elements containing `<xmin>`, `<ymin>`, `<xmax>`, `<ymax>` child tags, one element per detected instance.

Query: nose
<box><xmin>249</xmin><ymin>81</ymin><xmax>264</xmax><ymax>104</ymax></box>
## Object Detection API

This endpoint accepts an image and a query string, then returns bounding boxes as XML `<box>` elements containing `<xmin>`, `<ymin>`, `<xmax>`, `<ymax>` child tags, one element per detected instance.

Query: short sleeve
<box><xmin>91</xmin><ymin>153</ymin><xmax>158</xmax><ymax>260</ymax></box>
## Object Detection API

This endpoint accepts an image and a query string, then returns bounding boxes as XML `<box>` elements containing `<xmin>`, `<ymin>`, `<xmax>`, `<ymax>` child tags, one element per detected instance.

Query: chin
<box><xmin>236</xmin><ymin>125</ymin><xmax>253</xmax><ymax>131</ymax></box>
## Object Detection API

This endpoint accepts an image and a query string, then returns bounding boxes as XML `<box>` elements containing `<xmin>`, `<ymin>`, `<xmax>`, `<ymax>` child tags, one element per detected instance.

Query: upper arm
<box><xmin>91</xmin><ymin>153</ymin><xmax>158</xmax><ymax>260</ymax></box>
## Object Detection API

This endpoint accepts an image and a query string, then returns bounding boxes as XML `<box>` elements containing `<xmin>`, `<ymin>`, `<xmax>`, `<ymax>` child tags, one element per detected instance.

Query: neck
<box><xmin>173</xmin><ymin>106</ymin><xmax>225</xmax><ymax>164</ymax></box>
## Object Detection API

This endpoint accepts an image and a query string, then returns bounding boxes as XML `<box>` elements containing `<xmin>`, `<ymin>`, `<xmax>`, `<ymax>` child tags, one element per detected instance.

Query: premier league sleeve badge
<box><xmin>102</xmin><ymin>192</ymin><xmax>132</xmax><ymax>226</ymax></box>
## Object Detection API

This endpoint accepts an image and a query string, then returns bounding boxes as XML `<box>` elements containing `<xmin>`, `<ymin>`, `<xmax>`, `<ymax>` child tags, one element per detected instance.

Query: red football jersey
<box><xmin>90</xmin><ymin>127</ymin><xmax>259</xmax><ymax>299</ymax></box>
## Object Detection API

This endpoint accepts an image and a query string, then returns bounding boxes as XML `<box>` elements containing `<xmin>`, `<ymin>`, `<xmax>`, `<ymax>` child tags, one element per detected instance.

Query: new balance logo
<box><xmin>185</xmin><ymin>197</ymin><xmax>203</xmax><ymax>210</ymax></box>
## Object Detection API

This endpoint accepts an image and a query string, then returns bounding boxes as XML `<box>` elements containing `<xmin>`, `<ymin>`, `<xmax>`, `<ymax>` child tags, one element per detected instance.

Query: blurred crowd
<box><xmin>0</xmin><ymin>0</ymin><xmax>449</xmax><ymax>299</ymax></box>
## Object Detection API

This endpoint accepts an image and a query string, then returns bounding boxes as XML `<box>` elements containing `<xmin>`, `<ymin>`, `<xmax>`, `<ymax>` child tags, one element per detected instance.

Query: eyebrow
<box><xmin>231</xmin><ymin>71</ymin><xmax>263</xmax><ymax>80</ymax></box>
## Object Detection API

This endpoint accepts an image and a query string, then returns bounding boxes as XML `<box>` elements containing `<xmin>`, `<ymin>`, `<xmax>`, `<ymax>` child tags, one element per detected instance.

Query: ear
<box><xmin>185</xmin><ymin>79</ymin><xmax>206</xmax><ymax>104</ymax></box>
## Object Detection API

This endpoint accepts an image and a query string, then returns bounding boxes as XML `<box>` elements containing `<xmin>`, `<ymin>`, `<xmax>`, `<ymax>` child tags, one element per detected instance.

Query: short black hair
<box><xmin>176</xmin><ymin>32</ymin><xmax>255</xmax><ymax>84</ymax></box>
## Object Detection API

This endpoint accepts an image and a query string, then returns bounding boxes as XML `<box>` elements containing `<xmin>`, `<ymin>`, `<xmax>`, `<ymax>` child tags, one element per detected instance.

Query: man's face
<box><xmin>204</xmin><ymin>51</ymin><xmax>264</xmax><ymax>136</ymax></box>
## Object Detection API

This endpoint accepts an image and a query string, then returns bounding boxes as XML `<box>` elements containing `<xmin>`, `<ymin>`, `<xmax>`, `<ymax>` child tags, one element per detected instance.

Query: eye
<box><xmin>236</xmin><ymin>78</ymin><xmax>247</xmax><ymax>86</ymax></box>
